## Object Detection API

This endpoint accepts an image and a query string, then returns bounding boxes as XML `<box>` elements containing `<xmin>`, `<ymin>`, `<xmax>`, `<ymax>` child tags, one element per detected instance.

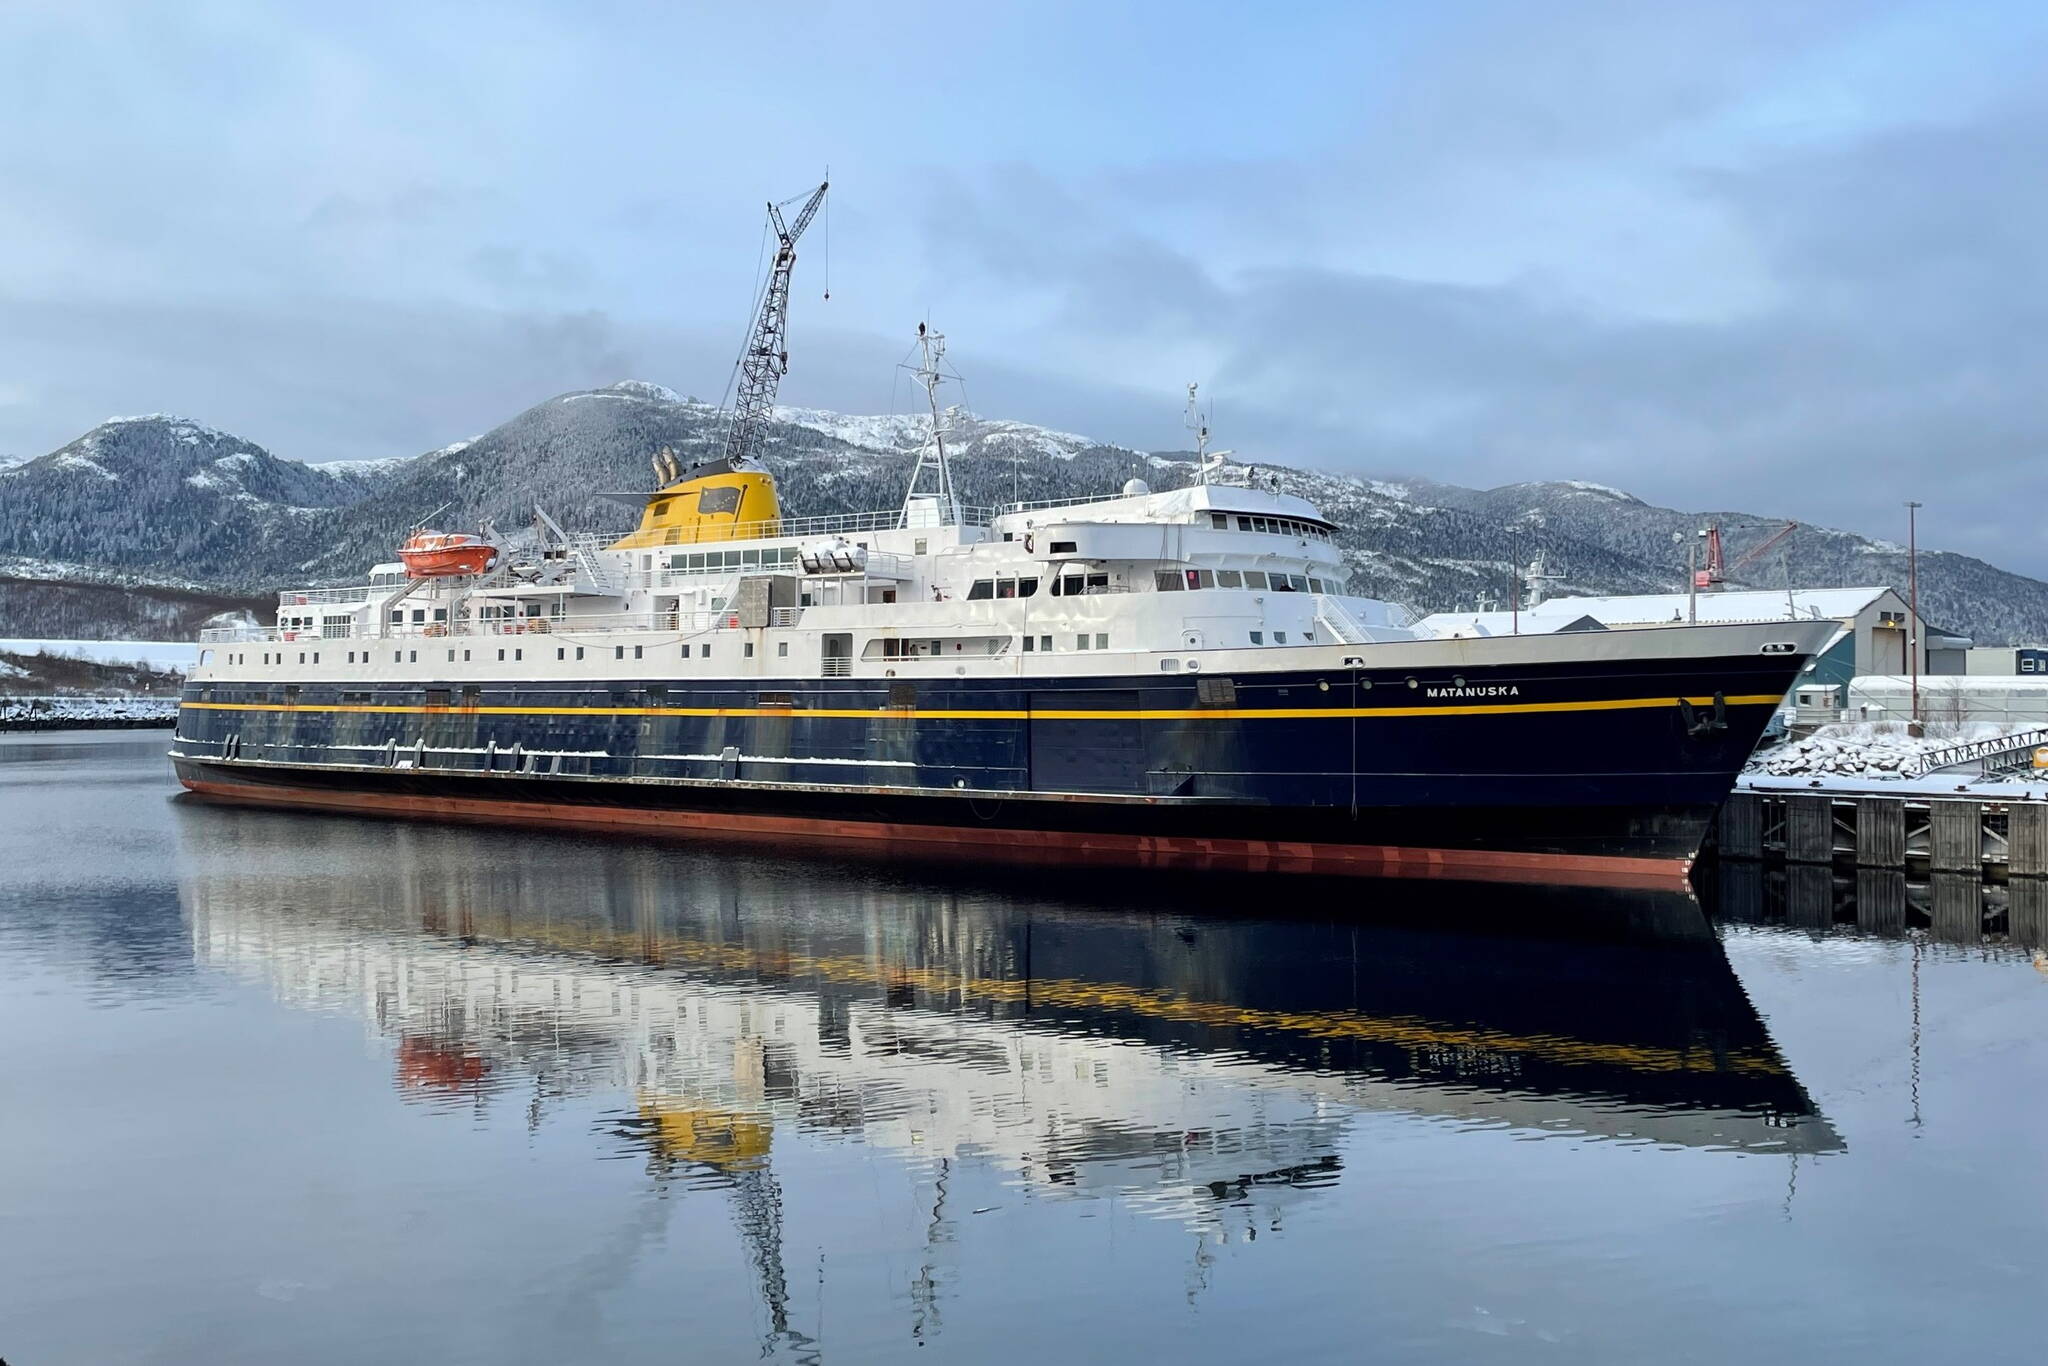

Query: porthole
<box><xmin>1406</xmin><ymin>677</ymin><xmax>1418</xmax><ymax>690</ymax></box>
<box><xmin>1453</xmin><ymin>675</ymin><xmax>1466</xmax><ymax>688</ymax></box>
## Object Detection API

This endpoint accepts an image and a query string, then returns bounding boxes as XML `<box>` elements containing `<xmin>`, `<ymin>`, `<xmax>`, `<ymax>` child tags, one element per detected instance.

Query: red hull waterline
<box><xmin>177</xmin><ymin>776</ymin><xmax>1698</xmax><ymax>891</ymax></box>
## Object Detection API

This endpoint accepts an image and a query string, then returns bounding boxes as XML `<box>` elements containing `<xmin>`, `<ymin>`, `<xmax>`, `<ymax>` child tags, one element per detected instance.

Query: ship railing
<box><xmin>624</xmin><ymin>506</ymin><xmax>1000</xmax><ymax>547</ymax></box>
<box><xmin>1311</xmin><ymin>594</ymin><xmax>1371</xmax><ymax>645</ymax></box>
<box><xmin>201</xmin><ymin>625</ymin><xmax>282</xmax><ymax>643</ymax></box>
<box><xmin>769</xmin><ymin>607</ymin><xmax>804</xmax><ymax>627</ymax></box>
<box><xmin>277</xmin><ymin>585</ymin><xmax>380</xmax><ymax>606</ymax></box>
<box><xmin>820</xmin><ymin>657</ymin><xmax>852</xmax><ymax>677</ymax></box>
<box><xmin>998</xmin><ymin>491</ymin><xmax>1138</xmax><ymax>515</ymax></box>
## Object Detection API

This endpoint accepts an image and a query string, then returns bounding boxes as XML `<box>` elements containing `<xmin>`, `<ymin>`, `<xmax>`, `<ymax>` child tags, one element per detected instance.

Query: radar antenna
<box><xmin>1185</xmin><ymin>382</ymin><xmax>1232</xmax><ymax>486</ymax></box>
<box><xmin>720</xmin><ymin>180</ymin><xmax>829</xmax><ymax>472</ymax></box>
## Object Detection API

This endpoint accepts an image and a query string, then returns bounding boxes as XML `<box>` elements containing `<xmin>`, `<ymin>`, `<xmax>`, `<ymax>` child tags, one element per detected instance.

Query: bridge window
<box><xmin>1154</xmin><ymin>571</ymin><xmax>1183</xmax><ymax>592</ymax></box>
<box><xmin>967</xmin><ymin>580</ymin><xmax>995</xmax><ymax>601</ymax></box>
<box><xmin>1051</xmin><ymin>541</ymin><xmax>1077</xmax><ymax>554</ymax></box>
<box><xmin>1274</xmin><ymin>632</ymin><xmax>1288</xmax><ymax>644</ymax></box>
<box><xmin>1250</xmin><ymin>631</ymin><xmax>1263</xmax><ymax>645</ymax></box>
<box><xmin>1210</xmin><ymin>513</ymin><xmax>1228</xmax><ymax>529</ymax></box>
<box><xmin>1243</xmin><ymin>571</ymin><xmax>1268</xmax><ymax>589</ymax></box>
<box><xmin>1217</xmin><ymin>570</ymin><xmax>1243</xmax><ymax>588</ymax></box>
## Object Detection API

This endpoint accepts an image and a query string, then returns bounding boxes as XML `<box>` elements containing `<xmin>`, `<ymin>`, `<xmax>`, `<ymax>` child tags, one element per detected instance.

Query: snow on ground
<box><xmin>0</xmin><ymin>695</ymin><xmax>176</xmax><ymax>725</ymax></box>
<box><xmin>0</xmin><ymin>639</ymin><xmax>196</xmax><ymax>670</ymax></box>
<box><xmin>1744</xmin><ymin>721</ymin><xmax>2035</xmax><ymax>780</ymax></box>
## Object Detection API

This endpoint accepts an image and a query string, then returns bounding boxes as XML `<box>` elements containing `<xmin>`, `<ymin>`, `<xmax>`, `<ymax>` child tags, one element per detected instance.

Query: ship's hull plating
<box><xmin>172</xmin><ymin>640</ymin><xmax>1807</xmax><ymax>887</ymax></box>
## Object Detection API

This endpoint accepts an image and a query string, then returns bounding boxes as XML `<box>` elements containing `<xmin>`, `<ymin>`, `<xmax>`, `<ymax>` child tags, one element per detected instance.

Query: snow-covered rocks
<box><xmin>1746</xmin><ymin>722</ymin><xmax>2025</xmax><ymax>780</ymax></box>
<box><xmin>0</xmin><ymin>695</ymin><xmax>175</xmax><ymax>729</ymax></box>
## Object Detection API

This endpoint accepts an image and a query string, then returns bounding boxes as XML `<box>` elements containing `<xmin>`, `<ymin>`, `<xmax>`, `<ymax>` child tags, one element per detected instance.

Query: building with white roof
<box><xmin>1417</xmin><ymin>586</ymin><xmax>1962</xmax><ymax>694</ymax></box>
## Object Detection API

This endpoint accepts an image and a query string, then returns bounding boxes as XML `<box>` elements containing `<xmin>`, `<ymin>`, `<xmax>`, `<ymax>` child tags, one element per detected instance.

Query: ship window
<box><xmin>497</xmin><ymin>649</ymin><xmax>505</xmax><ymax>661</ymax></box>
<box><xmin>389</xmin><ymin>611</ymin><xmax>402</xmax><ymax>625</ymax></box>
<box><xmin>575</xmin><ymin>647</ymin><xmax>584</xmax><ymax>660</ymax></box>
<box><xmin>1250</xmin><ymin>631</ymin><xmax>1264</xmax><ymax>645</ymax></box>
<box><xmin>1310</xmin><ymin>578</ymin><xmax>1329</xmax><ymax>593</ymax></box>
<box><xmin>634</xmin><ymin>646</ymin><xmax>643</xmax><ymax>660</ymax></box>
<box><xmin>433</xmin><ymin>608</ymin><xmax>447</xmax><ymax>622</ymax></box>
<box><xmin>1195</xmin><ymin>570</ymin><xmax>1216</xmax><ymax>589</ymax></box>
<box><xmin>700</xmin><ymin>645</ymin><xmax>710</xmax><ymax>660</ymax></box>
<box><xmin>447</xmin><ymin>650</ymin><xmax>455</xmax><ymax>662</ymax></box>
<box><xmin>408</xmin><ymin>650</ymin><xmax>417</xmax><ymax>662</ymax></box>
<box><xmin>1051</xmin><ymin>540</ymin><xmax>1077</xmax><ymax>554</ymax></box>
<box><xmin>514</xmin><ymin>648</ymin><xmax>523</xmax><ymax>661</ymax></box>
<box><xmin>412</xmin><ymin>609</ymin><xmax>426</xmax><ymax>623</ymax></box>
<box><xmin>1096</xmin><ymin>633</ymin><xmax>1108</xmax><ymax>650</ymax></box>
<box><xmin>463</xmin><ymin>650</ymin><xmax>471</xmax><ymax>662</ymax></box>
<box><xmin>1075</xmin><ymin>635</ymin><xmax>1089</xmax><ymax>651</ymax></box>
<box><xmin>1153</xmin><ymin>570</ymin><xmax>1184</xmax><ymax>592</ymax></box>
<box><xmin>615</xmin><ymin>646</ymin><xmax>625</xmax><ymax>660</ymax></box>
<box><xmin>1217</xmin><ymin>570</ymin><xmax>1243</xmax><ymax>588</ymax></box>
<box><xmin>744</xmin><ymin>642</ymin><xmax>755</xmax><ymax>658</ymax></box>
<box><xmin>1210</xmin><ymin>513</ymin><xmax>1227</xmax><ymax>529</ymax></box>
<box><xmin>1022</xmin><ymin>636</ymin><xmax>1034</xmax><ymax>652</ymax></box>
<box><xmin>967</xmin><ymin>580</ymin><xmax>994</xmax><ymax>601</ymax></box>
<box><xmin>1184</xmin><ymin>570</ymin><xmax>1201</xmax><ymax>590</ymax></box>
<box><xmin>556</xmin><ymin>648</ymin><xmax>565</xmax><ymax>660</ymax></box>
<box><xmin>778</xmin><ymin>642</ymin><xmax>789</xmax><ymax>657</ymax></box>
<box><xmin>1086</xmin><ymin>573</ymin><xmax>1108</xmax><ymax>592</ymax></box>
<box><xmin>1017</xmin><ymin>577</ymin><xmax>1039</xmax><ymax>597</ymax></box>
<box><xmin>1275</xmin><ymin>632</ymin><xmax>1288</xmax><ymax>644</ymax></box>
<box><xmin>996</xmin><ymin>579</ymin><xmax>1017</xmax><ymax>599</ymax></box>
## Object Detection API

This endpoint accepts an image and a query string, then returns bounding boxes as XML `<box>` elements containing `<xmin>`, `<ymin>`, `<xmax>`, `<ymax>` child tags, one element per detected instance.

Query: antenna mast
<box><xmin>720</xmin><ymin>180</ymin><xmax>828</xmax><ymax>471</ymax></box>
<box><xmin>899</xmin><ymin>322</ymin><xmax>960</xmax><ymax>528</ymax></box>
<box><xmin>1186</xmin><ymin>382</ymin><xmax>1211</xmax><ymax>486</ymax></box>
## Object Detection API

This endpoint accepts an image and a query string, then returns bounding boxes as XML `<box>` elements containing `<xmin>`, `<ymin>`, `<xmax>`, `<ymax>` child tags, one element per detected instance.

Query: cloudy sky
<box><xmin>4</xmin><ymin>1</ymin><xmax>2044</xmax><ymax>567</ymax></box>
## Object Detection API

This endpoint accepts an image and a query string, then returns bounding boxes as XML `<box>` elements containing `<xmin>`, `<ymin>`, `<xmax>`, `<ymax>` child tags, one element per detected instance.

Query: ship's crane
<box><xmin>721</xmin><ymin>180</ymin><xmax>829</xmax><ymax>470</ymax></box>
<box><xmin>1694</xmin><ymin>519</ymin><xmax>1798</xmax><ymax>589</ymax></box>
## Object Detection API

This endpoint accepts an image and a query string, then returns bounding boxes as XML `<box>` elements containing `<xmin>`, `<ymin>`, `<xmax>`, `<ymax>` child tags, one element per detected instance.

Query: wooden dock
<box><xmin>1714</xmin><ymin>789</ymin><xmax>2048</xmax><ymax>879</ymax></box>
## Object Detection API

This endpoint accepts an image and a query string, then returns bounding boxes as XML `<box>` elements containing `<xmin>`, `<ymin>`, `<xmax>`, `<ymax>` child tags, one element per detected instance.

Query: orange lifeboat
<box><xmin>398</xmin><ymin>530</ymin><xmax>497</xmax><ymax>579</ymax></box>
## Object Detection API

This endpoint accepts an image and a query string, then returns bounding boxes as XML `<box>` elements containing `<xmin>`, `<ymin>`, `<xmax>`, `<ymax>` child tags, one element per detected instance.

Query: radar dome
<box><xmin>1121</xmin><ymin>477</ymin><xmax>1151</xmax><ymax>496</ymax></box>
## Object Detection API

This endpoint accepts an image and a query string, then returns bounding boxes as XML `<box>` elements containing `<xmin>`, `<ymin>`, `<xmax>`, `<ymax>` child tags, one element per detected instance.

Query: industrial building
<box><xmin>1417</xmin><ymin>587</ymin><xmax>1963</xmax><ymax>694</ymax></box>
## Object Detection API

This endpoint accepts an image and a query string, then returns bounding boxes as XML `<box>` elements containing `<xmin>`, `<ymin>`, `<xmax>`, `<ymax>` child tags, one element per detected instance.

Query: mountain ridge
<box><xmin>2</xmin><ymin>380</ymin><xmax>2040</xmax><ymax>644</ymax></box>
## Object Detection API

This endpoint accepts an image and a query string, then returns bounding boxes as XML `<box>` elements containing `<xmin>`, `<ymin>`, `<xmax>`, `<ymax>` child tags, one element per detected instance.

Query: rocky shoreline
<box><xmin>0</xmin><ymin>696</ymin><xmax>177</xmax><ymax>731</ymax></box>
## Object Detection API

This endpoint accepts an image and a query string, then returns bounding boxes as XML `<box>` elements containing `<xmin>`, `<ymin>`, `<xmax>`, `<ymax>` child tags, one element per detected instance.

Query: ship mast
<box><xmin>899</xmin><ymin>322</ymin><xmax>961</xmax><ymax>528</ymax></box>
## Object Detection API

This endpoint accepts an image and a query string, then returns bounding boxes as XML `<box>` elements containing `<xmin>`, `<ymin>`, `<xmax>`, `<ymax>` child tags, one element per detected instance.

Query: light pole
<box><xmin>1508</xmin><ymin>523</ymin><xmax>1521</xmax><ymax>636</ymax></box>
<box><xmin>1906</xmin><ymin>500</ymin><xmax>1923</xmax><ymax>728</ymax></box>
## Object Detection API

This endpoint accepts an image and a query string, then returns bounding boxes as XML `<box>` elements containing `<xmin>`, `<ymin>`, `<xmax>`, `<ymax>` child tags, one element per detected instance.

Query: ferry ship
<box><xmin>171</xmin><ymin>385</ymin><xmax>1832</xmax><ymax>887</ymax></box>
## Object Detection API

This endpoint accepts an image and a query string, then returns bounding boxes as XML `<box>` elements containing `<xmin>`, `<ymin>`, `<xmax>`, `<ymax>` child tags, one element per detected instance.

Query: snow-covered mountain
<box><xmin>5</xmin><ymin>382</ymin><xmax>2046</xmax><ymax>644</ymax></box>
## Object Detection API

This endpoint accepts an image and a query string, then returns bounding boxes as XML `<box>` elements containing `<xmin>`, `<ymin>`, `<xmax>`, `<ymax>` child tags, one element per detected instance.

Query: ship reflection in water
<box><xmin>177</xmin><ymin>809</ymin><xmax>1840</xmax><ymax>1240</ymax></box>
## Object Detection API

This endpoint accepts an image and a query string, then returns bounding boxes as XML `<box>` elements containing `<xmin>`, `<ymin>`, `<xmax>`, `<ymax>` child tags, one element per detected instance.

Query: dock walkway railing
<box><xmin>1907</xmin><ymin>727</ymin><xmax>2048</xmax><ymax>777</ymax></box>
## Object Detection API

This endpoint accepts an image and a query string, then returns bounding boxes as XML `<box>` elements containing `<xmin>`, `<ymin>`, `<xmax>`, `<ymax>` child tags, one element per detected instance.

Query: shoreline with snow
<box><xmin>0</xmin><ymin>696</ymin><xmax>176</xmax><ymax>730</ymax></box>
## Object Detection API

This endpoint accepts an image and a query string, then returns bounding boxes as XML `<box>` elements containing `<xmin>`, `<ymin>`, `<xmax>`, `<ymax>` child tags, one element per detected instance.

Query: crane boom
<box><xmin>721</xmin><ymin>180</ymin><xmax>829</xmax><ymax>470</ymax></box>
<box><xmin>1728</xmin><ymin>520</ymin><xmax>1798</xmax><ymax>578</ymax></box>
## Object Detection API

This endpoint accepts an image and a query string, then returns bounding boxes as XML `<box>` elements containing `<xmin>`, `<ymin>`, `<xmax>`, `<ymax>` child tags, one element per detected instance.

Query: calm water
<box><xmin>4</xmin><ymin>733</ymin><xmax>2046</xmax><ymax>1364</ymax></box>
